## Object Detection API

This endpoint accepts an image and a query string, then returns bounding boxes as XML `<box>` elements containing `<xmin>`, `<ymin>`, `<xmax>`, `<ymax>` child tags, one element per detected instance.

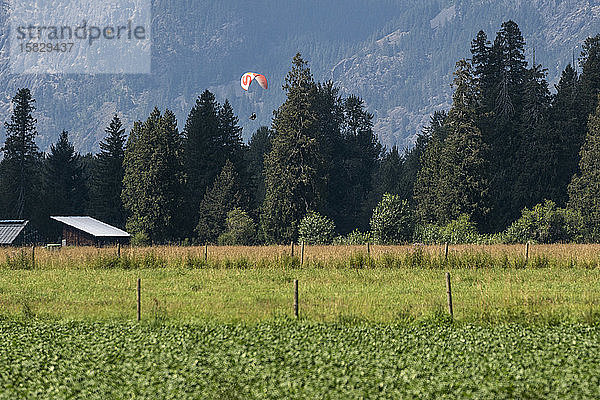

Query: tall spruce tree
<box><xmin>415</xmin><ymin>60</ymin><xmax>488</xmax><ymax>225</ymax></box>
<box><xmin>442</xmin><ymin>60</ymin><xmax>489</xmax><ymax>224</ymax></box>
<box><xmin>182</xmin><ymin>90</ymin><xmax>222</xmax><ymax>236</ymax></box>
<box><xmin>218</xmin><ymin>99</ymin><xmax>244</xmax><ymax>168</ymax></box>
<box><xmin>578</xmin><ymin>35</ymin><xmax>600</xmax><ymax>120</ymax></box>
<box><xmin>217</xmin><ymin>99</ymin><xmax>246</xmax><ymax>208</ymax></box>
<box><xmin>196</xmin><ymin>159</ymin><xmax>241</xmax><ymax>243</ymax></box>
<box><xmin>513</xmin><ymin>63</ymin><xmax>557</xmax><ymax>209</ymax></box>
<box><xmin>245</xmin><ymin>126</ymin><xmax>272</xmax><ymax>218</ymax></box>
<box><xmin>491</xmin><ymin>21</ymin><xmax>527</xmax><ymax>120</ymax></box>
<box><xmin>89</xmin><ymin>115</ymin><xmax>127</xmax><ymax>228</ymax></box>
<box><xmin>473</xmin><ymin>21</ymin><xmax>530</xmax><ymax>231</ymax></box>
<box><xmin>182</xmin><ymin>91</ymin><xmax>244</xmax><ymax>237</ymax></box>
<box><xmin>376</xmin><ymin>146</ymin><xmax>403</xmax><ymax>199</ymax></box>
<box><xmin>0</xmin><ymin>88</ymin><xmax>41</xmax><ymax>221</ymax></box>
<box><xmin>122</xmin><ymin>108</ymin><xmax>184</xmax><ymax>243</ymax></box>
<box><xmin>43</xmin><ymin>131</ymin><xmax>87</xmax><ymax>238</ymax></box>
<box><xmin>552</xmin><ymin>64</ymin><xmax>584</xmax><ymax>205</ymax></box>
<box><xmin>548</xmin><ymin>35</ymin><xmax>600</xmax><ymax>212</ymax></box>
<box><xmin>396</xmin><ymin>130</ymin><xmax>430</xmax><ymax>202</ymax></box>
<box><xmin>471</xmin><ymin>30</ymin><xmax>495</xmax><ymax>115</ymax></box>
<box><xmin>316</xmin><ymin>81</ymin><xmax>344</xmax><ymax>229</ymax></box>
<box><xmin>568</xmin><ymin>96</ymin><xmax>600</xmax><ymax>241</ymax></box>
<box><xmin>414</xmin><ymin>112</ymin><xmax>449</xmax><ymax>223</ymax></box>
<box><xmin>260</xmin><ymin>54</ymin><xmax>323</xmax><ymax>243</ymax></box>
<box><xmin>335</xmin><ymin>94</ymin><xmax>381</xmax><ymax>232</ymax></box>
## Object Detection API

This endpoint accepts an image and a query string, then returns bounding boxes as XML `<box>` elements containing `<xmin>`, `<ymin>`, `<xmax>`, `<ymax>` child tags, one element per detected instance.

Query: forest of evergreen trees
<box><xmin>1</xmin><ymin>21</ymin><xmax>600</xmax><ymax>245</ymax></box>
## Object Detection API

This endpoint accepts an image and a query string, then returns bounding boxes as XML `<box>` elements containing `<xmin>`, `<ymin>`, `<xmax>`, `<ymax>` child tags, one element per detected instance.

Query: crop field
<box><xmin>1</xmin><ymin>320</ymin><xmax>600</xmax><ymax>399</ymax></box>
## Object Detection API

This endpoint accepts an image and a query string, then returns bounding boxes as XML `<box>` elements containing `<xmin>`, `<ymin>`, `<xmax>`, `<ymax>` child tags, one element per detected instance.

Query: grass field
<box><xmin>1</xmin><ymin>244</ymin><xmax>600</xmax><ymax>324</ymax></box>
<box><xmin>3</xmin><ymin>245</ymin><xmax>600</xmax><ymax>398</ymax></box>
<box><xmin>1</xmin><ymin>320</ymin><xmax>599</xmax><ymax>399</ymax></box>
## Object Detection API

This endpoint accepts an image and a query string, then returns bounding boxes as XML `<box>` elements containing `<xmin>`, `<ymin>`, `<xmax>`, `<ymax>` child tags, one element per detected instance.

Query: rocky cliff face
<box><xmin>0</xmin><ymin>0</ymin><xmax>597</xmax><ymax>153</ymax></box>
<box><xmin>330</xmin><ymin>0</ymin><xmax>600</xmax><ymax>148</ymax></box>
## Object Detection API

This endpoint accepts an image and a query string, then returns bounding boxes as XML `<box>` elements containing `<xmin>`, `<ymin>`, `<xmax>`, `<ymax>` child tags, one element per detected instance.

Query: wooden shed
<box><xmin>50</xmin><ymin>216</ymin><xmax>130</xmax><ymax>246</ymax></box>
<box><xmin>0</xmin><ymin>220</ymin><xmax>28</xmax><ymax>246</ymax></box>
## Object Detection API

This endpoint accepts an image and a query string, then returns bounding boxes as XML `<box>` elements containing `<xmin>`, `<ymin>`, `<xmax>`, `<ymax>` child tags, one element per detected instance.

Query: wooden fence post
<box><xmin>444</xmin><ymin>242</ymin><xmax>449</xmax><ymax>261</ymax></box>
<box><xmin>137</xmin><ymin>278</ymin><xmax>141</xmax><ymax>322</ymax></box>
<box><xmin>291</xmin><ymin>241</ymin><xmax>295</xmax><ymax>257</ymax></box>
<box><xmin>117</xmin><ymin>243</ymin><xmax>121</xmax><ymax>258</ymax></box>
<box><xmin>293</xmin><ymin>279</ymin><xmax>299</xmax><ymax>318</ymax></box>
<box><xmin>204</xmin><ymin>244</ymin><xmax>208</xmax><ymax>261</ymax></box>
<box><xmin>446</xmin><ymin>272</ymin><xmax>453</xmax><ymax>318</ymax></box>
<box><xmin>31</xmin><ymin>246</ymin><xmax>35</xmax><ymax>269</ymax></box>
<box><xmin>367</xmin><ymin>242</ymin><xmax>370</xmax><ymax>256</ymax></box>
<box><xmin>301</xmin><ymin>242</ymin><xmax>305</xmax><ymax>265</ymax></box>
<box><xmin>525</xmin><ymin>242</ymin><xmax>530</xmax><ymax>263</ymax></box>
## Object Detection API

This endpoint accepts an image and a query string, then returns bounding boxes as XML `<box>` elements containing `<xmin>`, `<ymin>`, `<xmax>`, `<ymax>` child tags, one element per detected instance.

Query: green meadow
<box><xmin>1</xmin><ymin>244</ymin><xmax>600</xmax><ymax>324</ymax></box>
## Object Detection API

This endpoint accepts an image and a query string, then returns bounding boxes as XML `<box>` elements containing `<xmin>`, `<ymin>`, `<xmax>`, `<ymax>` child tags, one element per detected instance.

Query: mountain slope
<box><xmin>0</xmin><ymin>0</ymin><xmax>597</xmax><ymax>153</ymax></box>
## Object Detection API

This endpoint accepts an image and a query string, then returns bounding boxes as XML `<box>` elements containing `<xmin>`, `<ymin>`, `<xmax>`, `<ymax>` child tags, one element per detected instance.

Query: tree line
<box><xmin>404</xmin><ymin>21</ymin><xmax>600</xmax><ymax>243</ymax></box>
<box><xmin>1</xmin><ymin>21</ymin><xmax>600</xmax><ymax>245</ymax></box>
<box><xmin>0</xmin><ymin>55</ymin><xmax>382</xmax><ymax>244</ymax></box>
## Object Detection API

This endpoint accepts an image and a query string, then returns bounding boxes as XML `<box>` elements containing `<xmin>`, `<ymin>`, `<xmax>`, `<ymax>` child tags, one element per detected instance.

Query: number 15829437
<box><xmin>20</xmin><ymin>42</ymin><xmax>74</xmax><ymax>53</ymax></box>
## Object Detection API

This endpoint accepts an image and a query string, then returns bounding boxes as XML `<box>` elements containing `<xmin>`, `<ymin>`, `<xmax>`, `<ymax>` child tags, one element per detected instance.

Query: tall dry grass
<box><xmin>1</xmin><ymin>243</ymin><xmax>600</xmax><ymax>270</ymax></box>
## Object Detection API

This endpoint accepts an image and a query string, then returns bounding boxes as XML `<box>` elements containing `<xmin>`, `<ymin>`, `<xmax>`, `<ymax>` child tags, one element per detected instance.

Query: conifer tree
<box><xmin>333</xmin><ymin>94</ymin><xmax>380</xmax><ymax>233</ymax></box>
<box><xmin>0</xmin><ymin>88</ymin><xmax>41</xmax><ymax>220</ymax></box>
<box><xmin>415</xmin><ymin>60</ymin><xmax>488</xmax><ymax>225</ymax></box>
<box><xmin>377</xmin><ymin>146</ymin><xmax>403</xmax><ymax>198</ymax></box>
<box><xmin>260</xmin><ymin>54</ymin><xmax>323</xmax><ymax>243</ymax></box>
<box><xmin>483</xmin><ymin>21</ymin><xmax>530</xmax><ymax>230</ymax></box>
<box><xmin>396</xmin><ymin>130</ymin><xmax>430</xmax><ymax>202</ymax></box>
<box><xmin>513</xmin><ymin>64</ymin><xmax>556</xmax><ymax>209</ymax></box>
<box><xmin>89</xmin><ymin>115</ymin><xmax>127</xmax><ymax>228</ymax></box>
<box><xmin>470</xmin><ymin>30</ymin><xmax>495</xmax><ymax>114</ymax></box>
<box><xmin>442</xmin><ymin>60</ymin><xmax>489</xmax><ymax>224</ymax></box>
<box><xmin>397</xmin><ymin>112</ymin><xmax>446</xmax><ymax>205</ymax></box>
<box><xmin>552</xmin><ymin>64</ymin><xmax>584</xmax><ymax>205</ymax></box>
<box><xmin>245</xmin><ymin>126</ymin><xmax>272</xmax><ymax>217</ymax></box>
<box><xmin>578</xmin><ymin>35</ymin><xmax>600</xmax><ymax>120</ymax></box>
<box><xmin>196</xmin><ymin>159</ymin><xmax>241</xmax><ymax>243</ymax></box>
<box><xmin>414</xmin><ymin>113</ymin><xmax>449</xmax><ymax>223</ymax></box>
<box><xmin>491</xmin><ymin>21</ymin><xmax>527</xmax><ymax>120</ymax></box>
<box><xmin>182</xmin><ymin>91</ymin><xmax>244</xmax><ymax>237</ymax></box>
<box><xmin>182</xmin><ymin>90</ymin><xmax>222</xmax><ymax>235</ymax></box>
<box><xmin>122</xmin><ymin>108</ymin><xmax>184</xmax><ymax>243</ymax></box>
<box><xmin>316</xmin><ymin>81</ymin><xmax>344</xmax><ymax>227</ymax></box>
<box><xmin>568</xmin><ymin>97</ymin><xmax>600</xmax><ymax>241</ymax></box>
<box><xmin>218</xmin><ymin>99</ymin><xmax>244</xmax><ymax>164</ymax></box>
<box><xmin>43</xmin><ymin>131</ymin><xmax>87</xmax><ymax>238</ymax></box>
<box><xmin>522</xmin><ymin>65</ymin><xmax>551</xmax><ymax>126</ymax></box>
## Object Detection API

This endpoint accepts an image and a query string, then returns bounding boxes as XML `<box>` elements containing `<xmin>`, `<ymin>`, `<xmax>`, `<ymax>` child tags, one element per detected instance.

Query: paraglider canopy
<box><xmin>241</xmin><ymin>72</ymin><xmax>268</xmax><ymax>91</ymax></box>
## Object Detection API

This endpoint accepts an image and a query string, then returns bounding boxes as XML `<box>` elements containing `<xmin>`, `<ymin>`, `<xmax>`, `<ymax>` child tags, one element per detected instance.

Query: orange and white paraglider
<box><xmin>241</xmin><ymin>72</ymin><xmax>268</xmax><ymax>91</ymax></box>
<box><xmin>241</xmin><ymin>72</ymin><xmax>268</xmax><ymax>120</ymax></box>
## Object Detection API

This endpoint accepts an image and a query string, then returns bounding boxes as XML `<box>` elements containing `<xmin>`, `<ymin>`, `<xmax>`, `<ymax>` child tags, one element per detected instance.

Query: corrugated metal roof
<box><xmin>0</xmin><ymin>220</ymin><xmax>28</xmax><ymax>245</ymax></box>
<box><xmin>51</xmin><ymin>216</ymin><xmax>130</xmax><ymax>238</ymax></box>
